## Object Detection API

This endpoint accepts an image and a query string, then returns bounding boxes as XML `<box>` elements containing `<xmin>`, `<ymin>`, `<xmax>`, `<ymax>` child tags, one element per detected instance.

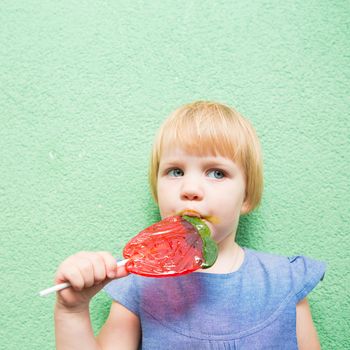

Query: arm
<box><xmin>96</xmin><ymin>301</ymin><xmax>141</xmax><ymax>350</ymax></box>
<box><xmin>296</xmin><ymin>298</ymin><xmax>321</xmax><ymax>350</ymax></box>
<box><xmin>54</xmin><ymin>251</ymin><xmax>133</xmax><ymax>350</ymax></box>
<box><xmin>55</xmin><ymin>304</ymin><xmax>101</xmax><ymax>350</ymax></box>
<box><xmin>55</xmin><ymin>301</ymin><xmax>141</xmax><ymax>350</ymax></box>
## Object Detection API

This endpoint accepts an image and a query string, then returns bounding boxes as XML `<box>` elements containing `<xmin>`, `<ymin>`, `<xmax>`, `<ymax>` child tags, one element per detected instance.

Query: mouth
<box><xmin>177</xmin><ymin>209</ymin><xmax>203</xmax><ymax>218</ymax></box>
<box><xmin>176</xmin><ymin>209</ymin><xmax>219</xmax><ymax>224</ymax></box>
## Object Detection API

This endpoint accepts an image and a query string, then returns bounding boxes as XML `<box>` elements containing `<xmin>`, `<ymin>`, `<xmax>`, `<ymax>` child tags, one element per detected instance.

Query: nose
<box><xmin>180</xmin><ymin>178</ymin><xmax>204</xmax><ymax>201</ymax></box>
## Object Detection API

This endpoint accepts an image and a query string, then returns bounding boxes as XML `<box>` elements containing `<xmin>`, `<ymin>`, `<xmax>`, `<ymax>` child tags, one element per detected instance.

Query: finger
<box><xmin>54</xmin><ymin>256</ymin><xmax>81</xmax><ymax>285</ymax></box>
<box><xmin>76</xmin><ymin>257</ymin><xmax>94</xmax><ymax>289</ymax></box>
<box><xmin>61</xmin><ymin>266</ymin><xmax>85</xmax><ymax>291</ymax></box>
<box><xmin>97</xmin><ymin>252</ymin><xmax>129</xmax><ymax>279</ymax></box>
<box><xmin>114</xmin><ymin>263</ymin><xmax>129</xmax><ymax>279</ymax></box>
<box><xmin>89</xmin><ymin>253</ymin><xmax>107</xmax><ymax>284</ymax></box>
<box><xmin>96</xmin><ymin>251</ymin><xmax>118</xmax><ymax>279</ymax></box>
<box><xmin>54</xmin><ymin>252</ymin><xmax>89</xmax><ymax>280</ymax></box>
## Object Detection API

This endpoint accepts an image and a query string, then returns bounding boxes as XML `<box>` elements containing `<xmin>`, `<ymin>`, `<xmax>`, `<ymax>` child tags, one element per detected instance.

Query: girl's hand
<box><xmin>54</xmin><ymin>251</ymin><xmax>127</xmax><ymax>312</ymax></box>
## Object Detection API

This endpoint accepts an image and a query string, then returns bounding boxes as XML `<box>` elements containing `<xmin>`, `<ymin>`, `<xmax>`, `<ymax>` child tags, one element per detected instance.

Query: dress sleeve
<box><xmin>103</xmin><ymin>274</ymin><xmax>140</xmax><ymax>316</ymax></box>
<box><xmin>288</xmin><ymin>255</ymin><xmax>326</xmax><ymax>303</ymax></box>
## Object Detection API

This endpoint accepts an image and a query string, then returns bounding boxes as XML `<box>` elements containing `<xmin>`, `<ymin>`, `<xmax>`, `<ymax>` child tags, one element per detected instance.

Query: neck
<box><xmin>199</xmin><ymin>234</ymin><xmax>244</xmax><ymax>274</ymax></box>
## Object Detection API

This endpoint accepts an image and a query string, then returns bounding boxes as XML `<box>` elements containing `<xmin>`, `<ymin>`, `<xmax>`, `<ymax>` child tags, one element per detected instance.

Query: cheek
<box><xmin>210</xmin><ymin>188</ymin><xmax>245</xmax><ymax>229</ymax></box>
<box><xmin>156</xmin><ymin>181</ymin><xmax>177</xmax><ymax>216</ymax></box>
<box><xmin>216</xmin><ymin>187</ymin><xmax>245</xmax><ymax>212</ymax></box>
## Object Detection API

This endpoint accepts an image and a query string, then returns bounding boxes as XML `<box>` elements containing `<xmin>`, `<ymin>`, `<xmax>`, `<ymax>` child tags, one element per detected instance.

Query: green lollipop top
<box><xmin>182</xmin><ymin>215</ymin><xmax>218</xmax><ymax>268</ymax></box>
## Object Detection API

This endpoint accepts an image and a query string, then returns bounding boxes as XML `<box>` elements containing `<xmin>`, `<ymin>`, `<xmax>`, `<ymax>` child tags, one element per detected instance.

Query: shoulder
<box><xmin>103</xmin><ymin>273</ymin><xmax>144</xmax><ymax>316</ymax></box>
<box><xmin>245</xmin><ymin>248</ymin><xmax>326</xmax><ymax>303</ymax></box>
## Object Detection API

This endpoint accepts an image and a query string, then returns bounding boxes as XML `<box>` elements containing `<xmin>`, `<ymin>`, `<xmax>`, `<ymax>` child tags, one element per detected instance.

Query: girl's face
<box><xmin>156</xmin><ymin>147</ymin><xmax>248</xmax><ymax>247</ymax></box>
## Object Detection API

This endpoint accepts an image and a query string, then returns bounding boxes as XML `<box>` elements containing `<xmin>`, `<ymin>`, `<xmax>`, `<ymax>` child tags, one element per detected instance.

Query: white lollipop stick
<box><xmin>39</xmin><ymin>259</ymin><xmax>128</xmax><ymax>297</ymax></box>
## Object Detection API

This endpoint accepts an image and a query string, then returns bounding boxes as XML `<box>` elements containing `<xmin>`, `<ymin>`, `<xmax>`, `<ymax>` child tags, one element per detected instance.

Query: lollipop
<box><xmin>39</xmin><ymin>215</ymin><xmax>218</xmax><ymax>296</ymax></box>
<box><xmin>123</xmin><ymin>215</ymin><xmax>218</xmax><ymax>277</ymax></box>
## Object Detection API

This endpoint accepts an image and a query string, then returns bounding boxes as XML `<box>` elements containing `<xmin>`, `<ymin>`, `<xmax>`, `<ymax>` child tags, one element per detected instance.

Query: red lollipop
<box><xmin>123</xmin><ymin>215</ymin><xmax>218</xmax><ymax>277</ymax></box>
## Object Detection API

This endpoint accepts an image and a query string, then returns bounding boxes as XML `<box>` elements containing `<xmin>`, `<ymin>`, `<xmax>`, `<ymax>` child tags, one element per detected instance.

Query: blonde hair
<box><xmin>149</xmin><ymin>101</ymin><xmax>263</xmax><ymax>214</ymax></box>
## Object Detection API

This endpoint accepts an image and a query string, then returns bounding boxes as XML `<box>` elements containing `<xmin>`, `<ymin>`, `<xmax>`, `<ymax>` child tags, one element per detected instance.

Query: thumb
<box><xmin>114</xmin><ymin>262</ymin><xmax>129</xmax><ymax>279</ymax></box>
<box><xmin>98</xmin><ymin>264</ymin><xmax>129</xmax><ymax>290</ymax></box>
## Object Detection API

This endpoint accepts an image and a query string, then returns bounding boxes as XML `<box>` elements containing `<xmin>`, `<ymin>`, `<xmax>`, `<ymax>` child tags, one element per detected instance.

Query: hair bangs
<box><xmin>158</xmin><ymin>110</ymin><xmax>244</xmax><ymax>164</ymax></box>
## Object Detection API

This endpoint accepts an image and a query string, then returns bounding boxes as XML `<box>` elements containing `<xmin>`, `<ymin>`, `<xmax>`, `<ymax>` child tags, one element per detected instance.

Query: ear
<box><xmin>240</xmin><ymin>200</ymin><xmax>250</xmax><ymax>215</ymax></box>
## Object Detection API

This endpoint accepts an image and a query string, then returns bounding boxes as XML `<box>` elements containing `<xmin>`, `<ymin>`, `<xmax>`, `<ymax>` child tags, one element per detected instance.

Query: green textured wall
<box><xmin>1</xmin><ymin>1</ymin><xmax>349</xmax><ymax>349</ymax></box>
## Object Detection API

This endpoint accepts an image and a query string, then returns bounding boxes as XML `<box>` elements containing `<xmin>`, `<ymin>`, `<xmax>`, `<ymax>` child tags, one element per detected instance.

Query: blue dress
<box><xmin>104</xmin><ymin>248</ymin><xmax>326</xmax><ymax>349</ymax></box>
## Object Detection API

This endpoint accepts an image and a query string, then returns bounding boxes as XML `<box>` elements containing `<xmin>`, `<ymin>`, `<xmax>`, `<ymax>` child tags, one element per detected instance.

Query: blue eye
<box><xmin>207</xmin><ymin>169</ymin><xmax>225</xmax><ymax>179</ymax></box>
<box><xmin>168</xmin><ymin>168</ymin><xmax>184</xmax><ymax>177</ymax></box>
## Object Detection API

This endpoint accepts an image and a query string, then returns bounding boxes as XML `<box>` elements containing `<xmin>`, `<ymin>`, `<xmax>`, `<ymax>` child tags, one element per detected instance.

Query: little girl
<box><xmin>54</xmin><ymin>101</ymin><xmax>326</xmax><ymax>349</ymax></box>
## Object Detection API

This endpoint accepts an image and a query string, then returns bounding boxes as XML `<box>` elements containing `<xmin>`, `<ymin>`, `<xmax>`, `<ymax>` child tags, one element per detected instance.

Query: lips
<box><xmin>176</xmin><ymin>209</ymin><xmax>219</xmax><ymax>225</ymax></box>
<box><xmin>177</xmin><ymin>209</ymin><xmax>203</xmax><ymax>218</ymax></box>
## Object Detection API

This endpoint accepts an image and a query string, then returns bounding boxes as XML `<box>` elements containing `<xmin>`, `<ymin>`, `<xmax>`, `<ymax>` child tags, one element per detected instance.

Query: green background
<box><xmin>1</xmin><ymin>1</ymin><xmax>349</xmax><ymax>349</ymax></box>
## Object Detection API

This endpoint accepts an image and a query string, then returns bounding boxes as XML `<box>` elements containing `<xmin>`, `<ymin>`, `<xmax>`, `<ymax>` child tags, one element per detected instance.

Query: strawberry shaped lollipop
<box><xmin>123</xmin><ymin>215</ymin><xmax>218</xmax><ymax>277</ymax></box>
